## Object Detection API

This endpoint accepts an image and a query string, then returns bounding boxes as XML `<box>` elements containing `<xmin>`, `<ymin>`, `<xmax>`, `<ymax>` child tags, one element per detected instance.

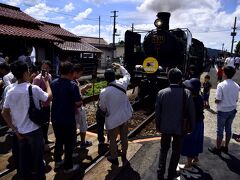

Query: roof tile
<box><xmin>79</xmin><ymin>36</ymin><xmax>109</xmax><ymax>46</ymax></box>
<box><xmin>0</xmin><ymin>3</ymin><xmax>42</xmax><ymax>24</ymax></box>
<box><xmin>0</xmin><ymin>24</ymin><xmax>62</xmax><ymax>41</ymax></box>
<box><xmin>40</xmin><ymin>21</ymin><xmax>79</xmax><ymax>38</ymax></box>
<box><xmin>55</xmin><ymin>41</ymin><xmax>102</xmax><ymax>53</ymax></box>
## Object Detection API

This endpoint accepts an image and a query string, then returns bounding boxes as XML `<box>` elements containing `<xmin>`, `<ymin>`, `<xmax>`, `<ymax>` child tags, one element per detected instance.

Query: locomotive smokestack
<box><xmin>155</xmin><ymin>12</ymin><xmax>171</xmax><ymax>31</ymax></box>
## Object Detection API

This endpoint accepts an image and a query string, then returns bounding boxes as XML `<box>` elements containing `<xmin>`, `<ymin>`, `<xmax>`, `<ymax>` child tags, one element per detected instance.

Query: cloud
<box><xmin>132</xmin><ymin>0</ymin><xmax>240</xmax><ymax>51</ymax></box>
<box><xmin>74</xmin><ymin>8</ymin><xmax>93</xmax><ymax>21</ymax></box>
<box><xmin>137</xmin><ymin>0</ymin><xmax>220</xmax><ymax>12</ymax></box>
<box><xmin>24</xmin><ymin>3</ymin><xmax>59</xmax><ymax>21</ymax></box>
<box><xmin>69</xmin><ymin>24</ymin><xmax>99</xmax><ymax>36</ymax></box>
<box><xmin>83</xmin><ymin>0</ymin><xmax>142</xmax><ymax>5</ymax></box>
<box><xmin>51</xmin><ymin>16</ymin><xmax>65</xmax><ymax>21</ymax></box>
<box><xmin>3</xmin><ymin>0</ymin><xmax>43</xmax><ymax>6</ymax></box>
<box><xmin>63</xmin><ymin>2</ymin><xmax>75</xmax><ymax>12</ymax></box>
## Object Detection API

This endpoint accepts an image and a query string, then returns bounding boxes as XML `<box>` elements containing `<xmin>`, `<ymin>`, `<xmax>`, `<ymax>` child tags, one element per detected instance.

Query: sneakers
<box><xmin>80</xmin><ymin>141</ymin><xmax>92</xmax><ymax>148</ymax></box>
<box><xmin>55</xmin><ymin>160</ymin><xmax>64</xmax><ymax>169</ymax></box>
<box><xmin>107</xmin><ymin>156</ymin><xmax>119</xmax><ymax>166</ymax></box>
<box><xmin>63</xmin><ymin>164</ymin><xmax>80</xmax><ymax>174</ymax></box>
<box><xmin>221</xmin><ymin>146</ymin><xmax>228</xmax><ymax>153</ymax></box>
<box><xmin>208</xmin><ymin>147</ymin><xmax>221</xmax><ymax>155</ymax></box>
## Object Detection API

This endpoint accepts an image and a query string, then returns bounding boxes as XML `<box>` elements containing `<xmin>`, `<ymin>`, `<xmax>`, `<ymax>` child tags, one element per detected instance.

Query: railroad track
<box><xmin>0</xmin><ymin>93</ymin><xmax>157</xmax><ymax>179</ymax></box>
<box><xmin>76</xmin><ymin>99</ymin><xmax>156</xmax><ymax>179</ymax></box>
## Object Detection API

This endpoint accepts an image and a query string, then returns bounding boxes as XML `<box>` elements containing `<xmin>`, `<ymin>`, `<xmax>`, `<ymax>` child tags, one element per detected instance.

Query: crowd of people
<box><xmin>0</xmin><ymin>55</ymin><xmax>133</xmax><ymax>179</ymax></box>
<box><xmin>0</xmin><ymin>52</ymin><xmax>240</xmax><ymax>180</ymax></box>
<box><xmin>156</xmin><ymin>63</ymin><xmax>239</xmax><ymax>179</ymax></box>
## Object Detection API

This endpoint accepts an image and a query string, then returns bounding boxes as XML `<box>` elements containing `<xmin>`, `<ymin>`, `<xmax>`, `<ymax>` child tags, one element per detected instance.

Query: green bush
<box><xmin>84</xmin><ymin>81</ymin><xmax>108</xmax><ymax>96</ymax></box>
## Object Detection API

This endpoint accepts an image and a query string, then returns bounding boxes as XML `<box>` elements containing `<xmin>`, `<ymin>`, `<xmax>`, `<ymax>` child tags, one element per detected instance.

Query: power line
<box><xmin>192</xmin><ymin>29</ymin><xmax>230</xmax><ymax>33</ymax></box>
<box><xmin>21</xmin><ymin>2</ymin><xmax>111</xmax><ymax>24</ymax></box>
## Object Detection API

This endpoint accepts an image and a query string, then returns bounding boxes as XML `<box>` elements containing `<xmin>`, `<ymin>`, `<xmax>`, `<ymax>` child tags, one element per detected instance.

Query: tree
<box><xmin>234</xmin><ymin>41</ymin><xmax>240</xmax><ymax>55</ymax></box>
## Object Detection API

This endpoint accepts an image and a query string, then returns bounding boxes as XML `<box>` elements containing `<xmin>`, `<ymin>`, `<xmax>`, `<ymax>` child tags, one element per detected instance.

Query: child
<box><xmin>181</xmin><ymin>78</ymin><xmax>204</xmax><ymax>169</ymax></box>
<box><xmin>215</xmin><ymin>64</ymin><xmax>223</xmax><ymax>83</ymax></box>
<box><xmin>202</xmin><ymin>75</ymin><xmax>212</xmax><ymax>109</ymax></box>
<box><xmin>72</xmin><ymin>64</ymin><xmax>92</xmax><ymax>148</ymax></box>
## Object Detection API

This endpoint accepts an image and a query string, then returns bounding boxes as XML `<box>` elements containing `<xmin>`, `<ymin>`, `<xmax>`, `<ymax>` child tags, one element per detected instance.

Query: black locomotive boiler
<box><xmin>124</xmin><ymin>12</ymin><xmax>207</xmax><ymax>99</ymax></box>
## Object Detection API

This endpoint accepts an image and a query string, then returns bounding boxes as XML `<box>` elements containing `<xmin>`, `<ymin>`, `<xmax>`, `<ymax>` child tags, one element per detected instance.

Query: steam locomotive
<box><xmin>124</xmin><ymin>12</ymin><xmax>207</xmax><ymax>99</ymax></box>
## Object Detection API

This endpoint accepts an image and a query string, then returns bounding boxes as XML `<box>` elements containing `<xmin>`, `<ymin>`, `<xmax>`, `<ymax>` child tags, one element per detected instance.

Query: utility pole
<box><xmin>111</xmin><ymin>10</ymin><xmax>118</xmax><ymax>61</ymax></box>
<box><xmin>231</xmin><ymin>17</ymin><xmax>237</xmax><ymax>54</ymax></box>
<box><xmin>99</xmin><ymin>16</ymin><xmax>101</xmax><ymax>46</ymax></box>
<box><xmin>132</xmin><ymin>23</ymin><xmax>134</xmax><ymax>32</ymax></box>
<box><xmin>222</xmin><ymin>43</ymin><xmax>224</xmax><ymax>52</ymax></box>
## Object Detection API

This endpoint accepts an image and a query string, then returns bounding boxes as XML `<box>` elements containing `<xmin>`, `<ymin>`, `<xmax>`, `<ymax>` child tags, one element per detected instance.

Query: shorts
<box><xmin>75</xmin><ymin>106</ymin><xmax>88</xmax><ymax>132</ymax></box>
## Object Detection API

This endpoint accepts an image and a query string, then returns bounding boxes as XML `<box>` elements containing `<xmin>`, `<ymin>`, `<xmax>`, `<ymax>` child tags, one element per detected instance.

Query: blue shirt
<box><xmin>51</xmin><ymin>78</ymin><xmax>81</xmax><ymax>126</ymax></box>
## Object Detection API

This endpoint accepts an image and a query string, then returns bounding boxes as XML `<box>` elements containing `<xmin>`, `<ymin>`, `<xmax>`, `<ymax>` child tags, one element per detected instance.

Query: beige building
<box><xmin>79</xmin><ymin>36</ymin><xmax>113</xmax><ymax>68</ymax></box>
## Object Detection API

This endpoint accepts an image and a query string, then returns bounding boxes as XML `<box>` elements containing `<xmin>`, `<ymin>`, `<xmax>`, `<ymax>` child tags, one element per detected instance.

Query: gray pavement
<box><xmin>116</xmin><ymin>67</ymin><xmax>240</xmax><ymax>180</ymax></box>
<box><xmin>116</xmin><ymin>137</ymin><xmax>240</xmax><ymax>180</ymax></box>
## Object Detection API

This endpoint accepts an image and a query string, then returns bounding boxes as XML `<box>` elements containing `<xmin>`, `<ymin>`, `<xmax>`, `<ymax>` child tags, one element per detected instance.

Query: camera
<box><xmin>41</xmin><ymin>70</ymin><xmax>46</xmax><ymax>77</ymax></box>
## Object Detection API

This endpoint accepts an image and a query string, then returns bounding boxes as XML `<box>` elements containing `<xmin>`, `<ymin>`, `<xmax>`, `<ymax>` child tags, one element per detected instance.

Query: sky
<box><xmin>1</xmin><ymin>0</ymin><xmax>240</xmax><ymax>51</ymax></box>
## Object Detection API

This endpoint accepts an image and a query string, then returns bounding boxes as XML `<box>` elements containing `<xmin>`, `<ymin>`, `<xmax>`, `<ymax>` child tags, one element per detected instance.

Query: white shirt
<box><xmin>3</xmin><ymin>83</ymin><xmax>48</xmax><ymax>134</ymax></box>
<box><xmin>235</xmin><ymin>57</ymin><xmax>240</xmax><ymax>64</ymax></box>
<box><xmin>225</xmin><ymin>57</ymin><xmax>235</xmax><ymax>68</ymax></box>
<box><xmin>99</xmin><ymin>66</ymin><xmax>133</xmax><ymax>130</ymax></box>
<box><xmin>216</xmin><ymin>79</ymin><xmax>239</xmax><ymax>112</ymax></box>
<box><xmin>3</xmin><ymin>72</ymin><xmax>15</xmax><ymax>87</ymax></box>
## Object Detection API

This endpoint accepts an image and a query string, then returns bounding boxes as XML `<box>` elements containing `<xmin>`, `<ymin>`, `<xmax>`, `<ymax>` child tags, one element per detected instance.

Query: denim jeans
<box><xmin>217</xmin><ymin>109</ymin><xmax>237</xmax><ymax>139</ymax></box>
<box><xmin>18</xmin><ymin>128</ymin><xmax>45</xmax><ymax>180</ymax></box>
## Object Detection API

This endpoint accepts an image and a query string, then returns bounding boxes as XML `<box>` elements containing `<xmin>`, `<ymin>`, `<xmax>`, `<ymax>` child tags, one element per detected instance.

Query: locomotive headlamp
<box><xmin>154</xmin><ymin>18</ymin><xmax>162</xmax><ymax>28</ymax></box>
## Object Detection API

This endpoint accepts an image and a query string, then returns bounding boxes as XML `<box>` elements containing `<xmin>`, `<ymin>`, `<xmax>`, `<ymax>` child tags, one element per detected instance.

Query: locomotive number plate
<box><xmin>152</xmin><ymin>35</ymin><xmax>165</xmax><ymax>44</ymax></box>
<box><xmin>143</xmin><ymin>57</ymin><xmax>159</xmax><ymax>73</ymax></box>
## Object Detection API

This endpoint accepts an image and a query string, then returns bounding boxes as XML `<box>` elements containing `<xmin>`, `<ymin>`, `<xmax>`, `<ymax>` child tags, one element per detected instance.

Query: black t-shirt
<box><xmin>203</xmin><ymin>82</ymin><xmax>212</xmax><ymax>94</ymax></box>
<box><xmin>51</xmin><ymin>78</ymin><xmax>81</xmax><ymax>126</ymax></box>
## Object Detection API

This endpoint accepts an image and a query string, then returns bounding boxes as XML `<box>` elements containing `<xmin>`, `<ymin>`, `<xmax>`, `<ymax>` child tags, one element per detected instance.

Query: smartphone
<box><xmin>41</xmin><ymin>70</ymin><xmax>46</xmax><ymax>77</ymax></box>
<box><xmin>232</xmin><ymin>133</ymin><xmax>240</xmax><ymax>139</ymax></box>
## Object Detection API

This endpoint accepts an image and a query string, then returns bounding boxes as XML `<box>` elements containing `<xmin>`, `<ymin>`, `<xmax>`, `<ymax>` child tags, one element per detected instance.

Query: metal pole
<box><xmin>231</xmin><ymin>17</ymin><xmax>237</xmax><ymax>54</ymax></box>
<box><xmin>99</xmin><ymin>16</ymin><xmax>100</xmax><ymax>46</ymax></box>
<box><xmin>111</xmin><ymin>10</ymin><xmax>118</xmax><ymax>61</ymax></box>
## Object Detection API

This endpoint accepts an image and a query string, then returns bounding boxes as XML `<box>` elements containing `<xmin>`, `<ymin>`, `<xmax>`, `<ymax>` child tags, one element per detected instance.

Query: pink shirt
<box><xmin>33</xmin><ymin>73</ymin><xmax>52</xmax><ymax>107</ymax></box>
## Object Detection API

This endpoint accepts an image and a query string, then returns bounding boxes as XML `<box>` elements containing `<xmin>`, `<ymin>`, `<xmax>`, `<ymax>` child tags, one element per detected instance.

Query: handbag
<box><xmin>28</xmin><ymin>85</ymin><xmax>44</xmax><ymax>126</ymax></box>
<box><xmin>182</xmin><ymin>89</ymin><xmax>193</xmax><ymax>134</ymax></box>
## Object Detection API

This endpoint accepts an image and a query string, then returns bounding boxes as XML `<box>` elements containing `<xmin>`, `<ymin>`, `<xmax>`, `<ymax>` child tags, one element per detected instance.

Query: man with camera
<box><xmin>33</xmin><ymin>60</ymin><xmax>53</xmax><ymax>150</ymax></box>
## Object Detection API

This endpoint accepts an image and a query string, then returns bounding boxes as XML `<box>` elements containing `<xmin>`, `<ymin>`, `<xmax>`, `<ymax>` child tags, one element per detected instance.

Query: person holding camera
<box><xmin>98</xmin><ymin>63</ymin><xmax>132</xmax><ymax>166</ymax></box>
<box><xmin>33</xmin><ymin>60</ymin><xmax>53</xmax><ymax>150</ymax></box>
<box><xmin>1</xmin><ymin>61</ymin><xmax>52</xmax><ymax>179</ymax></box>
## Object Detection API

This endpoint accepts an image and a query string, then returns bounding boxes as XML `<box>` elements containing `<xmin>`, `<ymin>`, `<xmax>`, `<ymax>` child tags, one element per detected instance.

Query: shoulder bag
<box><xmin>28</xmin><ymin>85</ymin><xmax>44</xmax><ymax>126</ymax></box>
